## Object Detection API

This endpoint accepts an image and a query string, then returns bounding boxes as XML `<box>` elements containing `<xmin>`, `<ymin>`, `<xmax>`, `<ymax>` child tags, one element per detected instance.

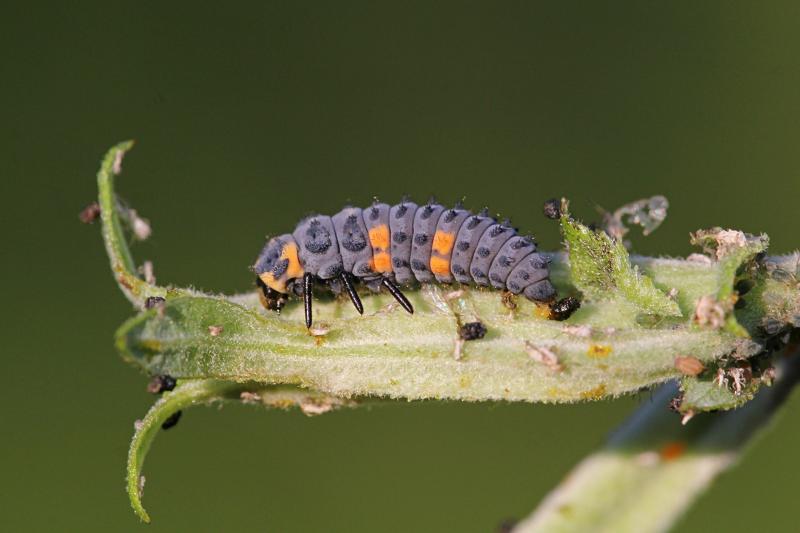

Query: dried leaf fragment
<box><xmin>694</xmin><ymin>295</ymin><xmax>726</xmax><ymax>329</ymax></box>
<box><xmin>674</xmin><ymin>356</ymin><xmax>705</xmax><ymax>377</ymax></box>
<box><xmin>525</xmin><ymin>341</ymin><xmax>563</xmax><ymax>372</ymax></box>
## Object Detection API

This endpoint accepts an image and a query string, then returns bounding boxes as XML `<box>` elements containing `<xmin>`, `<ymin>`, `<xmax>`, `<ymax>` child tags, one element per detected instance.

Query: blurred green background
<box><xmin>3</xmin><ymin>2</ymin><xmax>800</xmax><ymax>531</ymax></box>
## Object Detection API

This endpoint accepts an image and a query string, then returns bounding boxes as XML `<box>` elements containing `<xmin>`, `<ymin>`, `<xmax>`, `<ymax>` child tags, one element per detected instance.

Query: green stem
<box><xmin>512</xmin><ymin>348</ymin><xmax>800</xmax><ymax>533</ymax></box>
<box><xmin>128</xmin><ymin>380</ymin><xmax>357</xmax><ymax>522</ymax></box>
<box><xmin>93</xmin><ymin>141</ymin><xmax>799</xmax><ymax>527</ymax></box>
<box><xmin>97</xmin><ymin>140</ymin><xmax>189</xmax><ymax>306</ymax></box>
<box><xmin>127</xmin><ymin>380</ymin><xmax>242</xmax><ymax>522</ymax></box>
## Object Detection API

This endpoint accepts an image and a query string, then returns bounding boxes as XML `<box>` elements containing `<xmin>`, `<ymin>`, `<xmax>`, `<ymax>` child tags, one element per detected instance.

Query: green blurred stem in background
<box><xmin>96</xmin><ymin>142</ymin><xmax>799</xmax><ymax>530</ymax></box>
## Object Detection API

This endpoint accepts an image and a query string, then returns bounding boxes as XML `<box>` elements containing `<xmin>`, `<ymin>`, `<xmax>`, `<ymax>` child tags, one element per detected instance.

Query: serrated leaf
<box><xmin>116</xmin><ymin>294</ymin><xmax>734</xmax><ymax>403</ymax></box>
<box><xmin>679</xmin><ymin>375</ymin><xmax>759</xmax><ymax>413</ymax></box>
<box><xmin>562</xmin><ymin>216</ymin><xmax>682</xmax><ymax>317</ymax></box>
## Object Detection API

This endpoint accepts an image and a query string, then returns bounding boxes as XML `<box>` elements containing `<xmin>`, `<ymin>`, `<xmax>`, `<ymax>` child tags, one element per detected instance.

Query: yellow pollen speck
<box><xmin>580</xmin><ymin>383</ymin><xmax>607</xmax><ymax>400</ymax></box>
<box><xmin>587</xmin><ymin>344</ymin><xmax>612</xmax><ymax>358</ymax></box>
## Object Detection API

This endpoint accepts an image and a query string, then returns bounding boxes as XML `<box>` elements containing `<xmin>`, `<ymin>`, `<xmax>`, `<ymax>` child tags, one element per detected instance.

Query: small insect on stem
<box><xmin>459</xmin><ymin>321</ymin><xmax>487</xmax><ymax>341</ymax></box>
<box><xmin>79</xmin><ymin>202</ymin><xmax>101</xmax><ymax>224</ymax></box>
<box><xmin>147</xmin><ymin>375</ymin><xmax>176</xmax><ymax>394</ymax></box>
<box><xmin>543</xmin><ymin>198</ymin><xmax>562</xmax><ymax>220</ymax></box>
<box><xmin>144</xmin><ymin>296</ymin><xmax>165</xmax><ymax>310</ymax></box>
<box><xmin>161</xmin><ymin>411</ymin><xmax>182</xmax><ymax>430</ymax></box>
<box><xmin>549</xmin><ymin>296</ymin><xmax>581</xmax><ymax>321</ymax></box>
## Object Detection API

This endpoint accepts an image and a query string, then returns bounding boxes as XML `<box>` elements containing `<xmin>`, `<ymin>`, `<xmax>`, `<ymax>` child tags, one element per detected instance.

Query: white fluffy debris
<box><xmin>524</xmin><ymin>341</ymin><xmax>564</xmax><ymax>372</ymax></box>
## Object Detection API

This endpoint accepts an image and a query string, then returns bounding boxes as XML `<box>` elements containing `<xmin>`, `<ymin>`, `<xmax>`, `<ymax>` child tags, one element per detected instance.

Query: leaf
<box><xmin>89</xmin><ymin>142</ymin><xmax>800</xmax><ymax>526</ymax></box>
<box><xmin>679</xmin><ymin>374</ymin><xmax>759</xmax><ymax>413</ymax></box>
<box><xmin>116</xmin><ymin>293</ymin><xmax>736</xmax><ymax>403</ymax></box>
<box><xmin>561</xmin><ymin>216</ymin><xmax>682</xmax><ymax>317</ymax></box>
<box><xmin>96</xmin><ymin>140</ymin><xmax>191</xmax><ymax>307</ymax></box>
<box><xmin>127</xmin><ymin>380</ymin><xmax>356</xmax><ymax>522</ymax></box>
<box><xmin>511</xmin><ymin>351</ymin><xmax>800</xmax><ymax>533</ymax></box>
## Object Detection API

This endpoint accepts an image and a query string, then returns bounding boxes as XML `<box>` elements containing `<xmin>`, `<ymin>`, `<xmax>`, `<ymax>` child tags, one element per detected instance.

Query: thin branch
<box><xmin>512</xmin><ymin>347</ymin><xmax>800</xmax><ymax>533</ymax></box>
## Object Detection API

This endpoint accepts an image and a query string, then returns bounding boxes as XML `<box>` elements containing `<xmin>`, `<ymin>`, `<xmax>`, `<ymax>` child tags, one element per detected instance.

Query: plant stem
<box><xmin>511</xmin><ymin>347</ymin><xmax>800</xmax><ymax>533</ymax></box>
<box><xmin>92</xmin><ymin>141</ymin><xmax>799</xmax><ymax>528</ymax></box>
<box><xmin>128</xmin><ymin>380</ymin><xmax>356</xmax><ymax>522</ymax></box>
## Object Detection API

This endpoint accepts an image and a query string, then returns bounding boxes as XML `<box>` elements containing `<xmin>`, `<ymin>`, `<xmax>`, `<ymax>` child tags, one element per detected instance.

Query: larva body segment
<box><xmin>410</xmin><ymin>202</ymin><xmax>446</xmax><ymax>283</ymax></box>
<box><xmin>431</xmin><ymin>206</ymin><xmax>471</xmax><ymax>283</ymax></box>
<box><xmin>388</xmin><ymin>201</ymin><xmax>418</xmax><ymax>285</ymax></box>
<box><xmin>469</xmin><ymin>221</ymin><xmax>515</xmax><ymax>286</ymax></box>
<box><xmin>254</xmin><ymin>198</ymin><xmax>558</xmax><ymax>327</ymax></box>
<box><xmin>362</xmin><ymin>202</ymin><xmax>392</xmax><ymax>287</ymax></box>
<box><xmin>292</xmin><ymin>216</ymin><xmax>343</xmax><ymax>280</ymax></box>
<box><xmin>451</xmin><ymin>212</ymin><xmax>495</xmax><ymax>284</ymax></box>
<box><xmin>331</xmin><ymin>207</ymin><xmax>372</xmax><ymax>279</ymax></box>
<box><xmin>488</xmin><ymin>235</ymin><xmax>537</xmax><ymax>289</ymax></box>
<box><xmin>506</xmin><ymin>252</ymin><xmax>551</xmax><ymax>294</ymax></box>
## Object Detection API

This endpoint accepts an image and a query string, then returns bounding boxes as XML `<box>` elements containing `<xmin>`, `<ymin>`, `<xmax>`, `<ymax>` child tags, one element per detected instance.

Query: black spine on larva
<box><xmin>432</xmin><ymin>206</ymin><xmax>471</xmax><ymax>283</ymax></box>
<box><xmin>487</xmin><ymin>235</ymin><xmax>537</xmax><ymax>289</ymax></box>
<box><xmin>410</xmin><ymin>201</ymin><xmax>445</xmax><ymax>283</ymax></box>
<box><xmin>331</xmin><ymin>207</ymin><xmax>374</xmax><ymax>279</ymax></box>
<box><xmin>469</xmin><ymin>220</ymin><xmax>515</xmax><ymax>286</ymax></box>
<box><xmin>292</xmin><ymin>216</ymin><xmax>344</xmax><ymax>279</ymax></box>
<box><xmin>388</xmin><ymin>200</ymin><xmax>418</xmax><ymax>285</ymax></box>
<box><xmin>450</xmin><ymin>212</ymin><xmax>495</xmax><ymax>284</ymax></box>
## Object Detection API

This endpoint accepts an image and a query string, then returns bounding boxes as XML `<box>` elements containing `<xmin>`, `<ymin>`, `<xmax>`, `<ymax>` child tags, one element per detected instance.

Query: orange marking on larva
<box><xmin>659</xmin><ymin>441</ymin><xmax>686</xmax><ymax>461</ymax></box>
<box><xmin>370</xmin><ymin>251</ymin><xmax>392</xmax><ymax>273</ymax></box>
<box><xmin>432</xmin><ymin>230</ymin><xmax>455</xmax><ymax>256</ymax></box>
<box><xmin>259</xmin><ymin>272</ymin><xmax>284</xmax><ymax>292</ymax></box>
<box><xmin>430</xmin><ymin>255</ymin><xmax>450</xmax><ymax>275</ymax></box>
<box><xmin>368</xmin><ymin>224</ymin><xmax>390</xmax><ymax>251</ymax></box>
<box><xmin>260</xmin><ymin>242</ymin><xmax>304</xmax><ymax>293</ymax></box>
<box><xmin>282</xmin><ymin>242</ymin><xmax>305</xmax><ymax>279</ymax></box>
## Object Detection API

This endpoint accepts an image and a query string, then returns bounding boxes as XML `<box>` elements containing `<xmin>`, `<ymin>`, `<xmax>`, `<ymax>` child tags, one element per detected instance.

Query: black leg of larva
<box><xmin>303</xmin><ymin>273</ymin><xmax>314</xmax><ymax>328</ymax></box>
<box><xmin>340</xmin><ymin>272</ymin><xmax>364</xmax><ymax>315</ymax></box>
<box><xmin>382</xmin><ymin>278</ymin><xmax>414</xmax><ymax>314</ymax></box>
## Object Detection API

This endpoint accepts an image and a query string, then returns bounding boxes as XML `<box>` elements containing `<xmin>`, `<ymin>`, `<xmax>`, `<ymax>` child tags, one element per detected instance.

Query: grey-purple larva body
<box><xmin>410</xmin><ymin>202</ymin><xmax>446</xmax><ymax>283</ymax></box>
<box><xmin>254</xmin><ymin>198</ymin><xmax>558</xmax><ymax>328</ymax></box>
<box><xmin>388</xmin><ymin>200</ymin><xmax>417</xmax><ymax>284</ymax></box>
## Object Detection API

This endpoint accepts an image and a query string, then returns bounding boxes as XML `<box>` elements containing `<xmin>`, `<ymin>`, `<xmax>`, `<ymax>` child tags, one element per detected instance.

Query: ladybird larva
<box><xmin>253</xmin><ymin>198</ymin><xmax>557</xmax><ymax>328</ymax></box>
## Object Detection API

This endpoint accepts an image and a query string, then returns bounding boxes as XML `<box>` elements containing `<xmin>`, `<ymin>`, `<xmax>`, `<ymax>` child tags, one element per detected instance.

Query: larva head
<box><xmin>253</xmin><ymin>234</ymin><xmax>304</xmax><ymax>309</ymax></box>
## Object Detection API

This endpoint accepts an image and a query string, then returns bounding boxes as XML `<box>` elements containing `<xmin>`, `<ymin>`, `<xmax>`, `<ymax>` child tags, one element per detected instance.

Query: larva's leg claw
<box><xmin>340</xmin><ymin>272</ymin><xmax>364</xmax><ymax>315</ymax></box>
<box><xmin>303</xmin><ymin>273</ymin><xmax>314</xmax><ymax>328</ymax></box>
<box><xmin>382</xmin><ymin>278</ymin><xmax>414</xmax><ymax>314</ymax></box>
